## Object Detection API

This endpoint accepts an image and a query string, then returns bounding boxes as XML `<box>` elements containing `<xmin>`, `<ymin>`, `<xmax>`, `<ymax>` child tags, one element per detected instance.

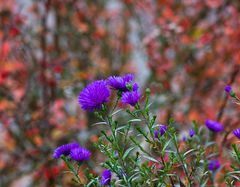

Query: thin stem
<box><xmin>105</xmin><ymin>115</ymin><xmax>131</xmax><ymax>187</ymax></box>
<box><xmin>111</xmin><ymin>96</ymin><xmax>120</xmax><ymax>113</ymax></box>
<box><xmin>135</xmin><ymin>103</ymin><xmax>155</xmax><ymax>142</ymax></box>
<box><xmin>61</xmin><ymin>156</ymin><xmax>82</xmax><ymax>184</ymax></box>
<box><xmin>123</xmin><ymin>123</ymin><xmax>131</xmax><ymax>150</ymax></box>
<box><xmin>173</xmin><ymin>135</ymin><xmax>192</xmax><ymax>187</ymax></box>
<box><xmin>77</xmin><ymin>163</ymin><xmax>82</xmax><ymax>174</ymax></box>
<box><xmin>160</xmin><ymin>155</ymin><xmax>175</xmax><ymax>187</ymax></box>
<box><xmin>221</xmin><ymin>131</ymin><xmax>230</xmax><ymax>147</ymax></box>
<box><xmin>216</xmin><ymin>65</ymin><xmax>240</xmax><ymax>121</ymax></box>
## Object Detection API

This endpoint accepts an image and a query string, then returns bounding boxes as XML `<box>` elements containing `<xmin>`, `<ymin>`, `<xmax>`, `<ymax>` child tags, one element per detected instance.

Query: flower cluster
<box><xmin>53</xmin><ymin>142</ymin><xmax>91</xmax><ymax>162</ymax></box>
<box><xmin>52</xmin><ymin>79</ymin><xmax>240</xmax><ymax>186</ymax></box>
<box><xmin>53</xmin><ymin>143</ymin><xmax>80</xmax><ymax>159</ymax></box>
<box><xmin>53</xmin><ymin>143</ymin><xmax>111</xmax><ymax>185</ymax></box>
<box><xmin>154</xmin><ymin>125</ymin><xmax>167</xmax><ymax>139</ymax></box>
<box><xmin>78</xmin><ymin>74</ymin><xmax>141</xmax><ymax>111</ymax></box>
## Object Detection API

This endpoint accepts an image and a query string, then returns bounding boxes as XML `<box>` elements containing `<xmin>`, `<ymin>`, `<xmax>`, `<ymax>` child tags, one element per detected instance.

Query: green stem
<box><xmin>173</xmin><ymin>135</ymin><xmax>192</xmax><ymax>187</ymax></box>
<box><xmin>123</xmin><ymin>123</ymin><xmax>131</xmax><ymax>150</ymax></box>
<box><xmin>61</xmin><ymin>155</ymin><xmax>82</xmax><ymax>184</ymax></box>
<box><xmin>111</xmin><ymin>96</ymin><xmax>120</xmax><ymax>113</ymax></box>
<box><xmin>160</xmin><ymin>155</ymin><xmax>175</xmax><ymax>187</ymax></box>
<box><xmin>135</xmin><ymin>103</ymin><xmax>155</xmax><ymax>143</ymax></box>
<box><xmin>106</xmin><ymin>115</ymin><xmax>131</xmax><ymax>187</ymax></box>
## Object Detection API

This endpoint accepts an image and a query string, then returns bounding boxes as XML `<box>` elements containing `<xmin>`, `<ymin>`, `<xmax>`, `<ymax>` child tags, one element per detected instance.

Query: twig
<box><xmin>216</xmin><ymin>65</ymin><xmax>240</xmax><ymax>121</ymax></box>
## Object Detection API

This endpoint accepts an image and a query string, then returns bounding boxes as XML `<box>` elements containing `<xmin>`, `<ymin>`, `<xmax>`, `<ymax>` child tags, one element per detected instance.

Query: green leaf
<box><xmin>143</xmin><ymin>155</ymin><xmax>159</xmax><ymax>163</ymax></box>
<box><xmin>128</xmin><ymin>119</ymin><xmax>142</xmax><ymax>123</ymax></box>
<box><xmin>168</xmin><ymin>118</ymin><xmax>175</xmax><ymax>125</ymax></box>
<box><xmin>204</xmin><ymin>141</ymin><xmax>215</xmax><ymax>148</ymax></box>
<box><xmin>123</xmin><ymin>147</ymin><xmax>135</xmax><ymax>160</ymax></box>
<box><xmin>87</xmin><ymin>179</ymin><xmax>96</xmax><ymax>187</ymax></box>
<box><xmin>130</xmin><ymin>137</ymin><xmax>149</xmax><ymax>155</ymax></box>
<box><xmin>92</xmin><ymin>121</ymin><xmax>107</xmax><ymax>126</ymax></box>
<box><xmin>101</xmin><ymin>131</ymin><xmax>113</xmax><ymax>142</ymax></box>
<box><xmin>206</xmin><ymin>152</ymin><xmax>218</xmax><ymax>159</ymax></box>
<box><xmin>183</xmin><ymin>149</ymin><xmax>196</xmax><ymax>158</ymax></box>
<box><xmin>162</xmin><ymin>139</ymin><xmax>172</xmax><ymax>154</ymax></box>
<box><xmin>136</xmin><ymin>127</ymin><xmax>153</xmax><ymax>143</ymax></box>
<box><xmin>116</xmin><ymin>125</ymin><xmax>128</xmax><ymax>132</ymax></box>
<box><xmin>200</xmin><ymin>179</ymin><xmax>208</xmax><ymax>187</ymax></box>
<box><xmin>110</xmin><ymin>109</ymin><xmax>123</xmax><ymax>117</ymax></box>
<box><xmin>152</xmin><ymin>124</ymin><xmax>160</xmax><ymax>128</ymax></box>
<box><xmin>228</xmin><ymin>171</ymin><xmax>240</xmax><ymax>175</ymax></box>
<box><xmin>145</xmin><ymin>102</ymin><xmax>153</xmax><ymax>109</ymax></box>
<box><xmin>128</xmin><ymin>171</ymin><xmax>140</xmax><ymax>182</ymax></box>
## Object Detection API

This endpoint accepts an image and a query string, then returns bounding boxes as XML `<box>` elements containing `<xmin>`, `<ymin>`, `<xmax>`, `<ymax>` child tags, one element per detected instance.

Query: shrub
<box><xmin>53</xmin><ymin>75</ymin><xmax>240</xmax><ymax>186</ymax></box>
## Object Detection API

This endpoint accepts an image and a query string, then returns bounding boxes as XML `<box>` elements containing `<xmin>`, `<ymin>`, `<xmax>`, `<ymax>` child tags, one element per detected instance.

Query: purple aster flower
<box><xmin>108</xmin><ymin>74</ymin><xmax>136</xmax><ymax>92</ymax></box>
<box><xmin>78</xmin><ymin>80</ymin><xmax>110</xmax><ymax>111</ymax></box>
<box><xmin>233</xmin><ymin>128</ymin><xmax>240</xmax><ymax>139</ymax></box>
<box><xmin>154</xmin><ymin>125</ymin><xmax>167</xmax><ymax>139</ymax></box>
<box><xmin>205</xmin><ymin>120</ymin><xmax>224</xmax><ymax>132</ymax></box>
<box><xmin>189</xmin><ymin>129</ymin><xmax>195</xmax><ymax>137</ymax></box>
<box><xmin>123</xmin><ymin>74</ymin><xmax>134</xmax><ymax>82</ymax></box>
<box><xmin>53</xmin><ymin>143</ymin><xmax>80</xmax><ymax>159</ymax></box>
<box><xmin>159</xmin><ymin>125</ymin><xmax>167</xmax><ymax>135</ymax></box>
<box><xmin>208</xmin><ymin>160</ymin><xmax>220</xmax><ymax>171</ymax></box>
<box><xmin>224</xmin><ymin>85</ymin><xmax>232</xmax><ymax>94</ymax></box>
<box><xmin>100</xmin><ymin>169</ymin><xmax>111</xmax><ymax>186</ymax></box>
<box><xmin>121</xmin><ymin>90</ymin><xmax>140</xmax><ymax>106</ymax></box>
<box><xmin>154</xmin><ymin>129</ymin><xmax>158</xmax><ymax>139</ymax></box>
<box><xmin>70</xmin><ymin>147</ymin><xmax>91</xmax><ymax>162</ymax></box>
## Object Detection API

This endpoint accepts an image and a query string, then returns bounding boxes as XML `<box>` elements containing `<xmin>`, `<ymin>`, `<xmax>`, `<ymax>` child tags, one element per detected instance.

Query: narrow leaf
<box><xmin>123</xmin><ymin>147</ymin><xmax>135</xmax><ymax>160</ymax></box>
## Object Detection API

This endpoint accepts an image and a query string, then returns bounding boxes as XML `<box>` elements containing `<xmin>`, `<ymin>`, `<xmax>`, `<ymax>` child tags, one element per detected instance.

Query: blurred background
<box><xmin>0</xmin><ymin>0</ymin><xmax>240</xmax><ymax>186</ymax></box>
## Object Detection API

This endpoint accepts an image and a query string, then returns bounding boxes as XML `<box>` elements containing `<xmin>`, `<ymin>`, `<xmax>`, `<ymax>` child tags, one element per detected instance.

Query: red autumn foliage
<box><xmin>0</xmin><ymin>0</ymin><xmax>239</xmax><ymax>186</ymax></box>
